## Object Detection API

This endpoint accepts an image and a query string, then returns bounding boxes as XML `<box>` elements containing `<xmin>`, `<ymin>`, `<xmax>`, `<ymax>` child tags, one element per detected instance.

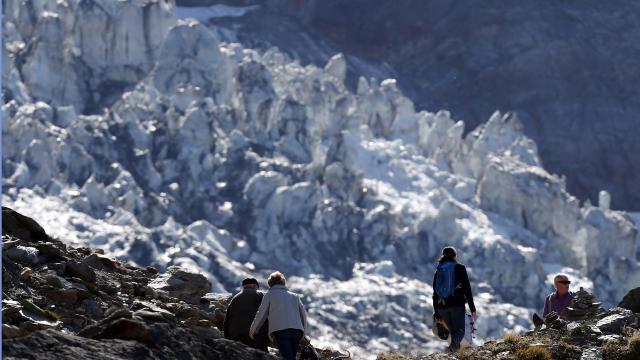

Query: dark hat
<box><xmin>442</xmin><ymin>246</ymin><xmax>457</xmax><ymax>258</ymax></box>
<box><xmin>241</xmin><ymin>278</ymin><xmax>259</xmax><ymax>287</ymax></box>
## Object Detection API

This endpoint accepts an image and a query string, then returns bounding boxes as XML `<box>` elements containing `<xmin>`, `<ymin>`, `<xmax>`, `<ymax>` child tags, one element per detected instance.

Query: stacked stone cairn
<box><xmin>564</xmin><ymin>287</ymin><xmax>604</xmax><ymax>321</ymax></box>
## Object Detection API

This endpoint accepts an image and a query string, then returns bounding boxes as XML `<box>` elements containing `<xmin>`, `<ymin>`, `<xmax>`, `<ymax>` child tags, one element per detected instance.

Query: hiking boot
<box><xmin>532</xmin><ymin>312</ymin><xmax>544</xmax><ymax>328</ymax></box>
<box><xmin>448</xmin><ymin>340</ymin><xmax>461</xmax><ymax>353</ymax></box>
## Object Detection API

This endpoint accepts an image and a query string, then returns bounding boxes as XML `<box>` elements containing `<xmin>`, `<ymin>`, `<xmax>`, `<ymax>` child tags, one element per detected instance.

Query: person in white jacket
<box><xmin>249</xmin><ymin>271</ymin><xmax>308</xmax><ymax>360</ymax></box>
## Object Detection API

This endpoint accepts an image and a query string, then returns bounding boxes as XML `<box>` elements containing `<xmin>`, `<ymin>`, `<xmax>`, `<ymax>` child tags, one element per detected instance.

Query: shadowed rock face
<box><xmin>190</xmin><ymin>0</ymin><xmax>640</xmax><ymax>210</ymax></box>
<box><xmin>3</xmin><ymin>329</ymin><xmax>279</xmax><ymax>360</ymax></box>
<box><xmin>618</xmin><ymin>287</ymin><xmax>640</xmax><ymax>314</ymax></box>
<box><xmin>4</xmin><ymin>330</ymin><xmax>157</xmax><ymax>360</ymax></box>
<box><xmin>2</xmin><ymin>206</ymin><xmax>49</xmax><ymax>242</ymax></box>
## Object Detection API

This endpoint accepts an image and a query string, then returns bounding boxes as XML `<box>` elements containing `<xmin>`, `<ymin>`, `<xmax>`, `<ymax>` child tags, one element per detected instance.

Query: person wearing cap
<box><xmin>432</xmin><ymin>246</ymin><xmax>476</xmax><ymax>353</ymax></box>
<box><xmin>532</xmin><ymin>274</ymin><xmax>575</xmax><ymax>327</ymax></box>
<box><xmin>223</xmin><ymin>278</ymin><xmax>269</xmax><ymax>351</ymax></box>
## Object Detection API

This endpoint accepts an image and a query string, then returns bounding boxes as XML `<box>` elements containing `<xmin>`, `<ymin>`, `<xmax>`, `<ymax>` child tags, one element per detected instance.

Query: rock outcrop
<box><xmin>618</xmin><ymin>287</ymin><xmax>640</xmax><ymax>314</ymax></box>
<box><xmin>1</xmin><ymin>207</ymin><xmax>278</xmax><ymax>359</ymax></box>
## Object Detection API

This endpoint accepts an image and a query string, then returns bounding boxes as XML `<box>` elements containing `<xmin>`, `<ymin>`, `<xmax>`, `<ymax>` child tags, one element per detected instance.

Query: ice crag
<box><xmin>3</xmin><ymin>1</ymin><xmax>639</xmax><ymax>358</ymax></box>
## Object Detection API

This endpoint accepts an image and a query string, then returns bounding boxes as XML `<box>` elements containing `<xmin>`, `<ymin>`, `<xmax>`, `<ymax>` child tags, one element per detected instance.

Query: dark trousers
<box><xmin>438</xmin><ymin>307</ymin><xmax>465</xmax><ymax>352</ymax></box>
<box><xmin>273</xmin><ymin>328</ymin><xmax>303</xmax><ymax>360</ymax></box>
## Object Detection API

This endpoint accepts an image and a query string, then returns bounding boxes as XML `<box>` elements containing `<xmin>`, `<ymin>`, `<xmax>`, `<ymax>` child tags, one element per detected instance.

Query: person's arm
<box><xmin>542</xmin><ymin>295</ymin><xmax>550</xmax><ymax>317</ymax></box>
<box><xmin>298</xmin><ymin>296</ymin><xmax>308</xmax><ymax>333</ymax></box>
<box><xmin>223</xmin><ymin>298</ymin><xmax>234</xmax><ymax>339</ymax></box>
<box><xmin>432</xmin><ymin>271</ymin><xmax>440</xmax><ymax>318</ymax></box>
<box><xmin>459</xmin><ymin>265</ymin><xmax>476</xmax><ymax>313</ymax></box>
<box><xmin>250</xmin><ymin>292</ymin><xmax>270</xmax><ymax>338</ymax></box>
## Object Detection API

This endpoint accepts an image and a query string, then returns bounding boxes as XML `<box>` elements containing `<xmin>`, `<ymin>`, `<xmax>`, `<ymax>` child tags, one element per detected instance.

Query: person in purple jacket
<box><xmin>532</xmin><ymin>274</ymin><xmax>575</xmax><ymax>327</ymax></box>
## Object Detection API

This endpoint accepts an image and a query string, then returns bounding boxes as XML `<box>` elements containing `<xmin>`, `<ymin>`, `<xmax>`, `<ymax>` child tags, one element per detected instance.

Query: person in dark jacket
<box><xmin>223</xmin><ymin>278</ymin><xmax>269</xmax><ymax>351</ymax></box>
<box><xmin>432</xmin><ymin>246</ymin><xmax>476</xmax><ymax>353</ymax></box>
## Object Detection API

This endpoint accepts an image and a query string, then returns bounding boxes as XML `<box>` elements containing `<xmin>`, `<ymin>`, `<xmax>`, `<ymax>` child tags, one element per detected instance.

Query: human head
<box><xmin>438</xmin><ymin>246</ymin><xmax>457</xmax><ymax>262</ymax></box>
<box><xmin>553</xmin><ymin>274</ymin><xmax>571</xmax><ymax>295</ymax></box>
<box><xmin>242</xmin><ymin>277</ymin><xmax>259</xmax><ymax>290</ymax></box>
<box><xmin>267</xmin><ymin>271</ymin><xmax>286</xmax><ymax>287</ymax></box>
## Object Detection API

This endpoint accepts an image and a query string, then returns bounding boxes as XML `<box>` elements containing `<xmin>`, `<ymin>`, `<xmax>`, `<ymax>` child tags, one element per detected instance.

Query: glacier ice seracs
<box><xmin>2</xmin><ymin>1</ymin><xmax>639</xmax><ymax>358</ymax></box>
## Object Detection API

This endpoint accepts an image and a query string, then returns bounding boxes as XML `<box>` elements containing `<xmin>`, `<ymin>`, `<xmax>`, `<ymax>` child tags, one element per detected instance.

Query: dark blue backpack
<box><xmin>434</xmin><ymin>261</ymin><xmax>457</xmax><ymax>301</ymax></box>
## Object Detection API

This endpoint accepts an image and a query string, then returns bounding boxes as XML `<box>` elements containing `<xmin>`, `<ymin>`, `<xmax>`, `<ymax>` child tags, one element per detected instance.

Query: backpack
<box><xmin>434</xmin><ymin>261</ymin><xmax>457</xmax><ymax>302</ymax></box>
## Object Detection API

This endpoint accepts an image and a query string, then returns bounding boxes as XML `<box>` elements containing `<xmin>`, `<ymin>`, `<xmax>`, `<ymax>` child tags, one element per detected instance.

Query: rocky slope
<box><xmin>378</xmin><ymin>288</ymin><xmax>640</xmax><ymax>360</ymax></box>
<box><xmin>3</xmin><ymin>0</ymin><xmax>640</xmax><ymax>358</ymax></box>
<box><xmin>3</xmin><ymin>206</ymin><xmax>637</xmax><ymax>360</ymax></box>
<box><xmin>2</xmin><ymin>206</ymin><xmax>281</xmax><ymax>359</ymax></box>
<box><xmin>176</xmin><ymin>0</ymin><xmax>640</xmax><ymax>211</ymax></box>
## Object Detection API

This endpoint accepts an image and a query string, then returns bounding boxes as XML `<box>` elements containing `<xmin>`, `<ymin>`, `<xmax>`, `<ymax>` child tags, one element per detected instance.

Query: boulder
<box><xmin>65</xmin><ymin>261</ymin><xmax>96</xmax><ymax>283</ymax></box>
<box><xmin>34</xmin><ymin>242</ymin><xmax>67</xmax><ymax>261</ymax></box>
<box><xmin>618</xmin><ymin>287</ymin><xmax>640</xmax><ymax>313</ymax></box>
<box><xmin>2</xmin><ymin>207</ymin><xmax>48</xmax><ymax>242</ymax></box>
<box><xmin>82</xmin><ymin>253</ymin><xmax>122</xmax><ymax>272</ymax></box>
<box><xmin>47</xmin><ymin>288</ymin><xmax>79</xmax><ymax>305</ymax></box>
<box><xmin>19</xmin><ymin>268</ymin><xmax>33</xmax><ymax>281</ymax></box>
<box><xmin>147</xmin><ymin>266</ymin><xmax>211</xmax><ymax>304</ymax></box>
<box><xmin>3</xmin><ymin>329</ymin><xmax>155</xmax><ymax>359</ymax></box>
<box><xmin>96</xmin><ymin>318</ymin><xmax>152</xmax><ymax>344</ymax></box>
<box><xmin>595</xmin><ymin>310</ymin><xmax>634</xmax><ymax>334</ymax></box>
<box><xmin>598</xmin><ymin>334</ymin><xmax>624</xmax><ymax>344</ymax></box>
<box><xmin>580</xmin><ymin>348</ymin><xmax>603</xmax><ymax>360</ymax></box>
<box><xmin>5</xmin><ymin>245</ymin><xmax>42</xmax><ymax>265</ymax></box>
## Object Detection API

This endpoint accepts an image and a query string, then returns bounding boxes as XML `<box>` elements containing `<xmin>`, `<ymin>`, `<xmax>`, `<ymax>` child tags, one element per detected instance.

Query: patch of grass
<box><xmin>602</xmin><ymin>338</ymin><xmax>626</xmax><ymax>360</ymax></box>
<box><xmin>603</xmin><ymin>330</ymin><xmax>640</xmax><ymax>360</ymax></box>
<box><xmin>483</xmin><ymin>331</ymin><xmax>580</xmax><ymax>360</ymax></box>
<box><xmin>376</xmin><ymin>354</ymin><xmax>410</xmax><ymax>360</ymax></box>
<box><xmin>628</xmin><ymin>330</ymin><xmax>640</xmax><ymax>359</ymax></box>
<box><xmin>483</xmin><ymin>332</ymin><xmax>529</xmax><ymax>354</ymax></box>
<box><xmin>455</xmin><ymin>348</ymin><xmax>489</xmax><ymax>360</ymax></box>
<box><xmin>502</xmin><ymin>332</ymin><xmax>519</xmax><ymax>344</ymax></box>
<box><xmin>514</xmin><ymin>346</ymin><xmax>552</xmax><ymax>360</ymax></box>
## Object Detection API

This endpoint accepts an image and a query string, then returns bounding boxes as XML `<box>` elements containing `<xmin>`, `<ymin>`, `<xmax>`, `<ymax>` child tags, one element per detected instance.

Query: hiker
<box><xmin>532</xmin><ymin>274</ymin><xmax>575</xmax><ymax>327</ymax></box>
<box><xmin>432</xmin><ymin>246</ymin><xmax>477</xmax><ymax>353</ymax></box>
<box><xmin>223</xmin><ymin>278</ymin><xmax>269</xmax><ymax>351</ymax></box>
<box><xmin>249</xmin><ymin>271</ymin><xmax>308</xmax><ymax>360</ymax></box>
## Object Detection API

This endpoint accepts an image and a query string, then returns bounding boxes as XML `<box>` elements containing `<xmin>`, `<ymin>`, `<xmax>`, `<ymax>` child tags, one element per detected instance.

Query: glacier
<box><xmin>2</xmin><ymin>1</ymin><xmax>639</xmax><ymax>358</ymax></box>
